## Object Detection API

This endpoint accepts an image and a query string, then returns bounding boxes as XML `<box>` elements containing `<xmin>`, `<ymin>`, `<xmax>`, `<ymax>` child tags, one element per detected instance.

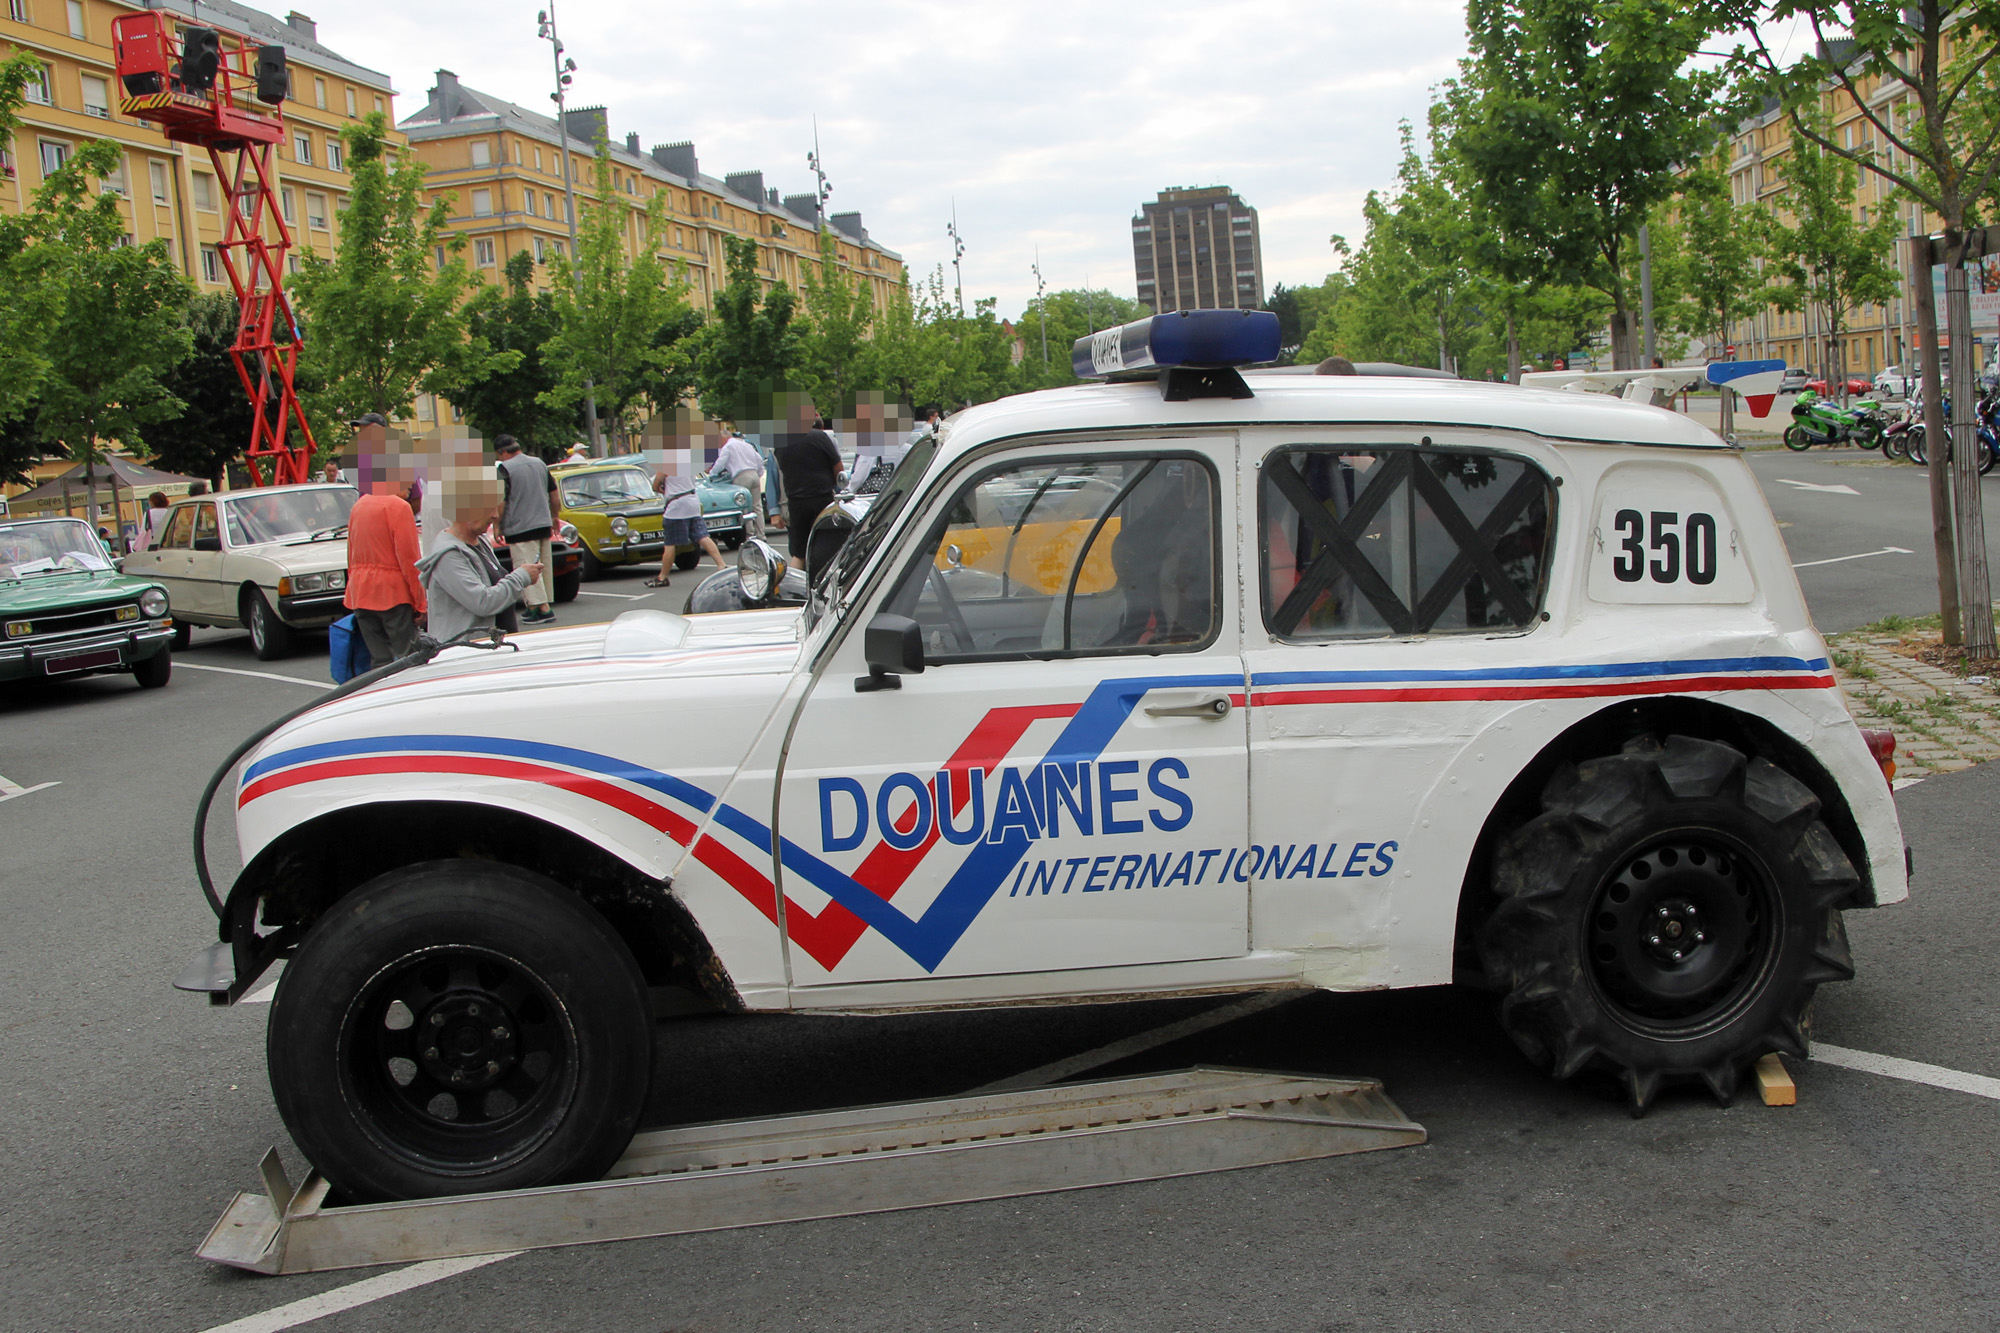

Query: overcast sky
<box><xmin>277</xmin><ymin>0</ymin><xmax>1471</xmax><ymax>320</ymax></box>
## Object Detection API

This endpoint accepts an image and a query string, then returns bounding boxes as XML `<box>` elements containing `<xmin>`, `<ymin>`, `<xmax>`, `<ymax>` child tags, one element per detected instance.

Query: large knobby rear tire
<box><xmin>1479</xmin><ymin>735</ymin><xmax>1857</xmax><ymax>1114</ymax></box>
<box><xmin>268</xmin><ymin>860</ymin><xmax>654</xmax><ymax>1202</ymax></box>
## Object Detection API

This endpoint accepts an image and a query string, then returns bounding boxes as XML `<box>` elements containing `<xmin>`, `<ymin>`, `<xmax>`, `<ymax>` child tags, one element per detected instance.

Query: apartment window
<box><xmin>313</xmin><ymin>77</ymin><xmax>326</xmax><ymax>109</ymax></box>
<box><xmin>552</xmin><ymin>239</ymin><xmax>564</xmax><ymax>258</ymax></box>
<box><xmin>470</xmin><ymin>188</ymin><xmax>493</xmax><ymax>217</ymax></box>
<box><xmin>100</xmin><ymin>154</ymin><xmax>125</xmax><ymax>196</ymax></box>
<box><xmin>532</xmin><ymin>235</ymin><xmax>546</xmax><ymax>263</ymax></box>
<box><xmin>373</xmin><ymin>95</ymin><xmax>383</xmax><ymax>114</ymax></box>
<box><xmin>9</xmin><ymin>0</ymin><xmax>29</xmax><ymax>22</ymax></box>
<box><xmin>65</xmin><ymin>0</ymin><xmax>82</xmax><ymax>37</ymax></box>
<box><xmin>80</xmin><ymin>74</ymin><xmax>109</xmax><ymax>119</ymax></box>
<box><xmin>434</xmin><ymin>244</ymin><xmax>446</xmax><ymax>270</ymax></box>
<box><xmin>306</xmin><ymin>192</ymin><xmax>327</xmax><ymax>229</ymax></box>
<box><xmin>280</xmin><ymin>186</ymin><xmax>295</xmax><ymax>222</ymax></box>
<box><xmin>38</xmin><ymin>138</ymin><xmax>68</xmax><ymax>177</ymax></box>
<box><xmin>293</xmin><ymin>132</ymin><xmax>312</xmax><ymax>165</ymax></box>
<box><xmin>533</xmin><ymin>146</ymin><xmax>543</xmax><ymax>171</ymax></box>
<box><xmin>544</xmin><ymin>191</ymin><xmax>555</xmax><ymax>219</ymax></box>
<box><xmin>345</xmin><ymin>87</ymin><xmax>356</xmax><ymax>117</ymax></box>
<box><xmin>200</xmin><ymin>245</ymin><xmax>220</xmax><ymax>283</ymax></box>
<box><xmin>470</xmin><ymin>139</ymin><xmax>491</xmax><ymax>167</ymax></box>
<box><xmin>473</xmin><ymin>237</ymin><xmax>496</xmax><ymax>267</ymax></box>
<box><xmin>512</xmin><ymin>141</ymin><xmax>521</xmax><ymax>165</ymax></box>
<box><xmin>25</xmin><ymin>63</ymin><xmax>51</xmax><ymax>105</ymax></box>
<box><xmin>190</xmin><ymin>171</ymin><xmax>215</xmax><ymax>210</ymax></box>
<box><xmin>674</xmin><ymin>226</ymin><xmax>683</xmax><ymax>249</ymax></box>
<box><xmin>149</xmin><ymin>160</ymin><xmax>168</xmax><ymax>204</ymax></box>
<box><xmin>326</xmin><ymin>140</ymin><xmax>343</xmax><ymax>172</ymax></box>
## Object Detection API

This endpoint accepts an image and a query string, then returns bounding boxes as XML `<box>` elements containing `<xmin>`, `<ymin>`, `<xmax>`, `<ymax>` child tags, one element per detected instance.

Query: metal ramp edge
<box><xmin>200</xmin><ymin>1066</ymin><xmax>1425</xmax><ymax>1275</ymax></box>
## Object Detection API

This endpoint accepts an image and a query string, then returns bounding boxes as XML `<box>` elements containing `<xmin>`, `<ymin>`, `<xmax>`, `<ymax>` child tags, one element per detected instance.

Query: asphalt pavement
<box><xmin>1</xmin><ymin>488</ymin><xmax>1996</xmax><ymax>1332</ymax></box>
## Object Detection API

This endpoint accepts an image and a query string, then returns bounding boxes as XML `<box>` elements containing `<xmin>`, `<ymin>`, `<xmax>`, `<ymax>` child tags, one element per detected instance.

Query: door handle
<box><xmin>1144</xmin><ymin>694</ymin><xmax>1232</xmax><ymax>719</ymax></box>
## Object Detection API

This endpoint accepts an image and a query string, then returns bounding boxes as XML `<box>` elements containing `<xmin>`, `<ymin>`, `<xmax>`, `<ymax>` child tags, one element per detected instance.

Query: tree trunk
<box><xmin>1506</xmin><ymin>311</ymin><xmax>1522</xmax><ymax>385</ymax></box>
<box><xmin>1911</xmin><ymin>233</ymin><xmax>1961</xmax><ymax>647</ymax></box>
<box><xmin>1946</xmin><ymin>240</ymin><xmax>1994</xmax><ymax>656</ymax></box>
<box><xmin>1609</xmin><ymin>295</ymin><xmax>1635</xmax><ymax>370</ymax></box>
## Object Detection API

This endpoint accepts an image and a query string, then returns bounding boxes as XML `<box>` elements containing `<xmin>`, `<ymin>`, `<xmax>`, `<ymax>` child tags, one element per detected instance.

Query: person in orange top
<box><xmin>343</xmin><ymin>415</ymin><xmax>427</xmax><ymax>664</ymax></box>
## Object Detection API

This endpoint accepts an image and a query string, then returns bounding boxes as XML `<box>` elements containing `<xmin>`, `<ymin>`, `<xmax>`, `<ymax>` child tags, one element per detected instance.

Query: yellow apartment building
<box><xmin>397</xmin><ymin>70</ymin><xmax>905</xmax><ymax>317</ymax></box>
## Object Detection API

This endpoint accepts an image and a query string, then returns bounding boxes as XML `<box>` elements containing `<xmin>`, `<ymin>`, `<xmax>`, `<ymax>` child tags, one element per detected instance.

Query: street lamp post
<box><xmin>806</xmin><ymin>120</ymin><xmax>831</xmax><ymax>234</ymax></box>
<box><xmin>537</xmin><ymin>3</ymin><xmax>600</xmax><ymax>454</ymax></box>
<box><xmin>1032</xmin><ymin>252</ymin><xmax>1047</xmax><ymax>364</ymax></box>
<box><xmin>946</xmin><ymin>203</ymin><xmax>966</xmax><ymax>318</ymax></box>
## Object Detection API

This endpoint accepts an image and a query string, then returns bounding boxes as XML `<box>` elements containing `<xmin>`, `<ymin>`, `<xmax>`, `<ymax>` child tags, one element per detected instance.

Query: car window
<box><xmin>160</xmin><ymin>505</ymin><xmax>196</xmax><ymax>550</ymax></box>
<box><xmin>192</xmin><ymin>503</ymin><xmax>219</xmax><ymax>547</ymax></box>
<box><xmin>882</xmin><ymin>453</ymin><xmax>1218</xmax><ymax>662</ymax></box>
<box><xmin>223</xmin><ymin>488</ymin><xmax>356</xmax><ymax>544</ymax></box>
<box><xmin>559</xmin><ymin>468</ymin><xmax>653</xmax><ymax>507</ymax></box>
<box><xmin>1261</xmin><ymin>445</ymin><xmax>1555</xmax><ymax>639</ymax></box>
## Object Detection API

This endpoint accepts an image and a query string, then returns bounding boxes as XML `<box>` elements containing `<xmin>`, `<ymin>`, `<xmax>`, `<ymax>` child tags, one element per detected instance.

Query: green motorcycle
<box><xmin>1784</xmin><ymin>390</ymin><xmax>1885</xmax><ymax>450</ymax></box>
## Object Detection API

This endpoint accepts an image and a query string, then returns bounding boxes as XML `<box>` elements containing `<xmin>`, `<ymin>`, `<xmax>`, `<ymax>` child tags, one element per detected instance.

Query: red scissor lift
<box><xmin>111</xmin><ymin>13</ymin><xmax>316</xmax><ymax>486</ymax></box>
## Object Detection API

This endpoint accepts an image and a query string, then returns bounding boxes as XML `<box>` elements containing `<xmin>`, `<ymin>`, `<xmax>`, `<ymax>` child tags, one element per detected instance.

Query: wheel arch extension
<box><xmin>222</xmin><ymin>800</ymin><xmax>742</xmax><ymax>1012</ymax></box>
<box><xmin>1450</xmin><ymin>695</ymin><xmax>1876</xmax><ymax>986</ymax></box>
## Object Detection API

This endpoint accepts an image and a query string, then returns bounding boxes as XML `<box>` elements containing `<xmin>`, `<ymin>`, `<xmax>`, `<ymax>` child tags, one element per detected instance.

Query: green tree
<box><xmin>795</xmin><ymin>230</ymin><xmax>878</xmax><ymax>410</ymax></box>
<box><xmin>1654</xmin><ymin>162</ymin><xmax>1768</xmax><ymax>360</ymax></box>
<box><xmin>541</xmin><ymin>139</ymin><xmax>701</xmax><ymax>448</ymax></box>
<box><xmin>290</xmin><ymin>112</ymin><xmax>502</xmax><ymax>447</ymax></box>
<box><xmin>142</xmin><ymin>292</ymin><xmax>256</xmax><ymax>484</ymax></box>
<box><xmin>1760</xmin><ymin>128</ymin><xmax>1902</xmax><ymax>398</ymax></box>
<box><xmin>0</xmin><ymin>53</ymin><xmax>62</xmax><ymax>444</ymax></box>
<box><xmin>1713</xmin><ymin>0</ymin><xmax>2000</xmax><ymax>650</ymax></box>
<box><xmin>444</xmin><ymin>250</ymin><xmax>579</xmax><ymax>455</ymax></box>
<box><xmin>1010</xmin><ymin>287</ymin><xmax>1146</xmax><ymax>389</ymax></box>
<box><xmin>1450</xmin><ymin>0</ymin><xmax>1726</xmax><ymax>369</ymax></box>
<box><xmin>695</xmin><ymin>234</ymin><xmax>801</xmax><ymax>425</ymax></box>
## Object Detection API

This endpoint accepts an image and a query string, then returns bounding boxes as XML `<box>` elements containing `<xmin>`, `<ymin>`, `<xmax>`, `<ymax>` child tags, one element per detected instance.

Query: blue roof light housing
<box><xmin>1073</xmin><ymin>309</ymin><xmax>1282</xmax><ymax>381</ymax></box>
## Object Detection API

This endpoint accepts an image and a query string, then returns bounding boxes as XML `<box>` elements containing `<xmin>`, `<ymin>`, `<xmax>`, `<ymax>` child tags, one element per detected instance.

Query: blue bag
<box><xmin>328</xmin><ymin>614</ymin><xmax>372</xmax><ymax>684</ymax></box>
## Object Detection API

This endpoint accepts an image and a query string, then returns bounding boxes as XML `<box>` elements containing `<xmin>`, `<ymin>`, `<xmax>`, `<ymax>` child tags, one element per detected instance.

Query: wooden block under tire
<box><xmin>1756</xmin><ymin>1052</ymin><xmax>1797</xmax><ymax>1106</ymax></box>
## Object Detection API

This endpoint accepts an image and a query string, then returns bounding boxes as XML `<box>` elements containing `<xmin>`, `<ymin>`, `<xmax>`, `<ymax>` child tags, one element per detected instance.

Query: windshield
<box><xmin>807</xmin><ymin>433</ymin><xmax>940</xmax><ymax>631</ymax></box>
<box><xmin>0</xmin><ymin>518</ymin><xmax>112</xmax><ymax>578</ymax></box>
<box><xmin>224</xmin><ymin>487</ymin><xmax>358</xmax><ymax>545</ymax></box>
<box><xmin>561</xmin><ymin>468</ymin><xmax>655</xmax><ymax>507</ymax></box>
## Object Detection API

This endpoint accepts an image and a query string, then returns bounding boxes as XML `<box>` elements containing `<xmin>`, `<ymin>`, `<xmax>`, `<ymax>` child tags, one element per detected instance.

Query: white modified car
<box><xmin>186</xmin><ymin>313</ymin><xmax>1906</xmax><ymax>1202</ymax></box>
<box><xmin>123</xmin><ymin>483</ymin><xmax>356</xmax><ymax>659</ymax></box>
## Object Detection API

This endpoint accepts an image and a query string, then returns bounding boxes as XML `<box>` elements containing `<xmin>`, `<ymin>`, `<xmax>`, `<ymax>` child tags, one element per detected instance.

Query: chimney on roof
<box><xmin>431</xmin><ymin>69</ymin><xmax>463</xmax><ymax>122</ymax></box>
<box><xmin>766</xmin><ymin>187</ymin><xmax>781</xmax><ymax>207</ymax></box>
<box><xmin>782</xmin><ymin>193</ymin><xmax>819</xmax><ymax>224</ymax></box>
<box><xmin>724</xmin><ymin>171</ymin><xmax>764</xmax><ymax>204</ymax></box>
<box><xmin>563</xmin><ymin>105</ymin><xmax>608</xmax><ymax>147</ymax></box>
<box><xmin>625</xmin><ymin>131</ymin><xmax>640</xmax><ymax>155</ymax></box>
<box><xmin>830</xmin><ymin>211</ymin><xmax>866</xmax><ymax>241</ymax></box>
<box><xmin>651</xmin><ymin>141</ymin><xmax>697</xmax><ymax>178</ymax></box>
<box><xmin>286</xmin><ymin>11</ymin><xmax>316</xmax><ymax>40</ymax></box>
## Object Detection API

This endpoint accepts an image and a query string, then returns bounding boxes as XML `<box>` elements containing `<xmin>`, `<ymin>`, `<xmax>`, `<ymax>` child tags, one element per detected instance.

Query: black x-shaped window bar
<box><xmin>1264</xmin><ymin>450</ymin><xmax>1551</xmax><ymax>638</ymax></box>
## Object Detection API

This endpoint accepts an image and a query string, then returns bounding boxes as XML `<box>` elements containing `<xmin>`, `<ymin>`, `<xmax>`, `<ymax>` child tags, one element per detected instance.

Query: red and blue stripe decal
<box><xmin>237</xmin><ymin>655</ymin><xmax>1831</xmax><ymax>974</ymax></box>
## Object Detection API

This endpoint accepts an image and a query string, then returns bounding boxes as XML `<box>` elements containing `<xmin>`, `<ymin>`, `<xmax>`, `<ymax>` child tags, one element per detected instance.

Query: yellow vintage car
<box><xmin>553</xmin><ymin>461</ymin><xmax>753</xmax><ymax>578</ymax></box>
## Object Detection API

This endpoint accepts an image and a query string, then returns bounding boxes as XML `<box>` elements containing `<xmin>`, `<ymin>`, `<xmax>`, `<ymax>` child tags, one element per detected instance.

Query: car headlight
<box><xmin>610</xmin><ymin>516</ymin><xmax>630</xmax><ymax>537</ymax></box>
<box><xmin>560</xmin><ymin>521</ymin><xmax>580</xmax><ymax>545</ymax></box>
<box><xmin>290</xmin><ymin>572</ymin><xmax>328</xmax><ymax>593</ymax></box>
<box><xmin>139</xmin><ymin>588</ymin><xmax>169</xmax><ymax>618</ymax></box>
<box><xmin>736</xmin><ymin>539</ymin><xmax>785</xmax><ymax>603</ymax></box>
<box><xmin>4</xmin><ymin>620</ymin><xmax>30</xmax><ymax>638</ymax></box>
<box><xmin>328</xmin><ymin>570</ymin><xmax>346</xmax><ymax>590</ymax></box>
<box><xmin>735</xmin><ymin>489</ymin><xmax>751</xmax><ymax>506</ymax></box>
<box><xmin>115</xmin><ymin>604</ymin><xmax>141</xmax><ymax>622</ymax></box>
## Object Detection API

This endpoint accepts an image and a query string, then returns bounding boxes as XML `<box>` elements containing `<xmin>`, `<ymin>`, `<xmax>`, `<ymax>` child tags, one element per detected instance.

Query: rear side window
<box><xmin>884</xmin><ymin>453</ymin><xmax>1218</xmax><ymax>662</ymax></box>
<box><xmin>1261</xmin><ymin>445</ymin><xmax>1555</xmax><ymax>639</ymax></box>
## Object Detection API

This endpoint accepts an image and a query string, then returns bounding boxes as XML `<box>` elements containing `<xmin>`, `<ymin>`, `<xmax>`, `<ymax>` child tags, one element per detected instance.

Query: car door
<box><xmin>185</xmin><ymin>501</ymin><xmax>226</xmax><ymax>619</ymax></box>
<box><xmin>141</xmin><ymin>504</ymin><xmax>198</xmax><ymax>617</ymax></box>
<box><xmin>1239</xmin><ymin>432</ymin><xmax>1563</xmax><ymax>984</ymax></box>
<box><xmin>775</xmin><ymin>436</ymin><xmax>1250</xmax><ymax>990</ymax></box>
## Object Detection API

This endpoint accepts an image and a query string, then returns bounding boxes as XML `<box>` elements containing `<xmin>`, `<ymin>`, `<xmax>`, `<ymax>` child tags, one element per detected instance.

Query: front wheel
<box><xmin>553</xmin><ymin>568</ymin><xmax>581</xmax><ymax>604</ymax></box>
<box><xmin>1783</xmin><ymin>425</ymin><xmax>1813</xmax><ymax>451</ymax></box>
<box><xmin>1908</xmin><ymin>428</ymin><xmax>1929</xmax><ymax>466</ymax></box>
<box><xmin>268</xmin><ymin>861</ymin><xmax>653</xmax><ymax>1202</ymax></box>
<box><xmin>132</xmin><ymin>647</ymin><xmax>171</xmax><ymax>689</ymax></box>
<box><xmin>674</xmin><ymin>548</ymin><xmax>701</xmax><ymax>571</ymax></box>
<box><xmin>1479</xmin><ymin>735</ymin><xmax>1857</xmax><ymax>1114</ymax></box>
<box><xmin>243</xmin><ymin>587</ymin><xmax>296</xmax><ymax>660</ymax></box>
<box><xmin>579</xmin><ymin>547</ymin><xmax>605</xmax><ymax>582</ymax></box>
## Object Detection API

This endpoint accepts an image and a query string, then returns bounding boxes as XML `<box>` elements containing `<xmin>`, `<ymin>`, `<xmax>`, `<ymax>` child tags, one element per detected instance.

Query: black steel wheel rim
<box><xmin>1582</xmin><ymin>829</ymin><xmax>1782</xmax><ymax>1037</ymax></box>
<box><xmin>339</xmin><ymin>945</ymin><xmax>578</xmax><ymax>1174</ymax></box>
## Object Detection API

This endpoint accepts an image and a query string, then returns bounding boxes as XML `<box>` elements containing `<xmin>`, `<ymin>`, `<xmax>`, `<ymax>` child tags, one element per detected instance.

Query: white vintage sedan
<box><xmin>122</xmin><ymin>483</ymin><xmax>356</xmax><ymax>659</ymax></box>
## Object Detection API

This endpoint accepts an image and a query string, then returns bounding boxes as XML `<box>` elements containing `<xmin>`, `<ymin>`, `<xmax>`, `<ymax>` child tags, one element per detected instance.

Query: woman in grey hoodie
<box><xmin>415</xmin><ymin>475</ymin><xmax>543</xmax><ymax>642</ymax></box>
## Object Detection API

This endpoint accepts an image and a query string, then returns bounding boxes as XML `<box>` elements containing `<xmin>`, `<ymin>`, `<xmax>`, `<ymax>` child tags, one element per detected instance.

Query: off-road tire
<box><xmin>553</xmin><ymin>569</ymin><xmax>581</xmax><ymax>604</ymax></box>
<box><xmin>1479</xmin><ymin>734</ymin><xmax>1856</xmax><ymax>1114</ymax></box>
<box><xmin>242</xmin><ymin>586</ymin><xmax>295</xmax><ymax>660</ymax></box>
<box><xmin>132</xmin><ymin>647</ymin><xmax>171</xmax><ymax>689</ymax></box>
<box><xmin>268</xmin><ymin>860</ymin><xmax>654</xmax><ymax>1202</ymax></box>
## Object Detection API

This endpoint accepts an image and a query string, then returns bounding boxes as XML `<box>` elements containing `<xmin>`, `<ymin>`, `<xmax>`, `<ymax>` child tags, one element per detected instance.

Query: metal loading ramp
<box><xmin>201</xmin><ymin>1067</ymin><xmax>1425</xmax><ymax>1275</ymax></box>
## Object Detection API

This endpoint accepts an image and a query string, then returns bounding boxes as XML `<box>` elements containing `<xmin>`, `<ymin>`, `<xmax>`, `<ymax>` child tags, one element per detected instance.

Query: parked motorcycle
<box><xmin>1783</xmin><ymin>390</ymin><xmax>1885</xmax><ymax>450</ymax></box>
<box><xmin>1904</xmin><ymin>392</ymin><xmax>1998</xmax><ymax>475</ymax></box>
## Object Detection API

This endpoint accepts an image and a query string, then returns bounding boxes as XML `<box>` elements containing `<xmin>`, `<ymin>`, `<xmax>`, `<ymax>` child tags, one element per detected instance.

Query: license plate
<box><xmin>44</xmin><ymin>647</ymin><xmax>121</xmax><ymax>675</ymax></box>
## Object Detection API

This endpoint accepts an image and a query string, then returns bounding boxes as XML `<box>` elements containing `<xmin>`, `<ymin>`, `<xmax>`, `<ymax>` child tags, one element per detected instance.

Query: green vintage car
<box><xmin>0</xmin><ymin>516</ymin><xmax>174</xmax><ymax>688</ymax></box>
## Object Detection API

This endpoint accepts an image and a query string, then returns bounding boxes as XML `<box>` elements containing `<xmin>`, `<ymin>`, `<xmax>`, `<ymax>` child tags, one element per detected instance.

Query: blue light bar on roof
<box><xmin>1073</xmin><ymin>309</ymin><xmax>1281</xmax><ymax>380</ymax></box>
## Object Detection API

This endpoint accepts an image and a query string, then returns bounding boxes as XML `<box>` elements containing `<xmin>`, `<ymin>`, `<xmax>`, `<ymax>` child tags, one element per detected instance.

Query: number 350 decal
<box><xmin>1611</xmin><ymin>509</ymin><xmax>1718</xmax><ymax>585</ymax></box>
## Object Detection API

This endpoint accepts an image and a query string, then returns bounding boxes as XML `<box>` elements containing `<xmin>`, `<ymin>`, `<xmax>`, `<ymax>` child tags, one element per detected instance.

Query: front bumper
<box><xmin>277</xmin><ymin>590</ymin><xmax>349</xmax><ymax>627</ymax></box>
<box><xmin>0</xmin><ymin>622</ymin><xmax>173</xmax><ymax>681</ymax></box>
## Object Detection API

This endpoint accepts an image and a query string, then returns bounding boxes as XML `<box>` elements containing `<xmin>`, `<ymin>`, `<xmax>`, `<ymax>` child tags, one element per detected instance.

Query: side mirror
<box><xmin>193</xmin><ymin>535</ymin><xmax>221</xmax><ymax>552</ymax></box>
<box><xmin>856</xmin><ymin>612</ymin><xmax>922</xmax><ymax>693</ymax></box>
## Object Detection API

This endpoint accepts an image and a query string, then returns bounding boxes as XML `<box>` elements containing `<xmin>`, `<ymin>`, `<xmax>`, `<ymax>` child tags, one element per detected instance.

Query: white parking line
<box><xmin>177</xmin><ymin>662</ymin><xmax>333</xmax><ymax>690</ymax></box>
<box><xmin>969</xmin><ymin>990</ymin><xmax>1303</xmax><ymax>1094</ymax></box>
<box><xmin>1777</xmin><ymin>478</ymin><xmax>1862</xmax><ymax>495</ymax></box>
<box><xmin>574</xmin><ymin>589</ymin><xmax>645</xmax><ymax>600</ymax></box>
<box><xmin>1791</xmin><ymin>546</ymin><xmax>1914</xmax><ymax>569</ymax></box>
<box><xmin>0</xmin><ymin>774</ymin><xmax>60</xmax><ymax>804</ymax></box>
<box><xmin>1813</xmin><ymin>1043</ymin><xmax>2000</xmax><ymax>1101</ymax></box>
<box><xmin>194</xmin><ymin>1252</ymin><xmax>520</xmax><ymax>1333</ymax></box>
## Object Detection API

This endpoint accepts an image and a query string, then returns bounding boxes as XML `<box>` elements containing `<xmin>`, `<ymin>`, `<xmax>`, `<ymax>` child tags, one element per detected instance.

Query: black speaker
<box><xmin>179</xmin><ymin>27</ymin><xmax>220</xmax><ymax>91</ymax></box>
<box><xmin>255</xmin><ymin>44</ymin><xmax>287</xmax><ymax>105</ymax></box>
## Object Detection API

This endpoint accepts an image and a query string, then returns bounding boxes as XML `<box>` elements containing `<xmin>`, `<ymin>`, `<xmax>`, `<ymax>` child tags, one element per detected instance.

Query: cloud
<box><xmin>278</xmin><ymin>0</ymin><xmax>1469</xmax><ymax>317</ymax></box>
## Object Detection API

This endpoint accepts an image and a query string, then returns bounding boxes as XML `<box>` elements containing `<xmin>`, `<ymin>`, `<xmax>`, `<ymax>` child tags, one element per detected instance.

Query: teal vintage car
<box><xmin>0</xmin><ymin>516</ymin><xmax>174</xmax><ymax>688</ymax></box>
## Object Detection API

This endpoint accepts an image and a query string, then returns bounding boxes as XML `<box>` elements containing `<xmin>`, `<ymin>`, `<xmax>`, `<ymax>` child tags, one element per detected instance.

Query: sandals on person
<box><xmin>644</xmin><ymin>577</ymin><xmax>670</xmax><ymax>588</ymax></box>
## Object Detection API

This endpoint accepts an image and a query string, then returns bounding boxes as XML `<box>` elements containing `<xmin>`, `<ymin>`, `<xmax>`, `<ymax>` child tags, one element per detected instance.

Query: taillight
<box><xmin>1860</xmin><ymin>728</ymin><xmax>1896</xmax><ymax>784</ymax></box>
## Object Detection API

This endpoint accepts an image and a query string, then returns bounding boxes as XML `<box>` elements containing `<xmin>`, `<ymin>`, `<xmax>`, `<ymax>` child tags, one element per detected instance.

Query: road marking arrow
<box><xmin>1777</xmin><ymin>478</ymin><xmax>1862</xmax><ymax>494</ymax></box>
<box><xmin>0</xmin><ymin>774</ymin><xmax>59</xmax><ymax>804</ymax></box>
<box><xmin>1792</xmin><ymin>546</ymin><xmax>1914</xmax><ymax>569</ymax></box>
